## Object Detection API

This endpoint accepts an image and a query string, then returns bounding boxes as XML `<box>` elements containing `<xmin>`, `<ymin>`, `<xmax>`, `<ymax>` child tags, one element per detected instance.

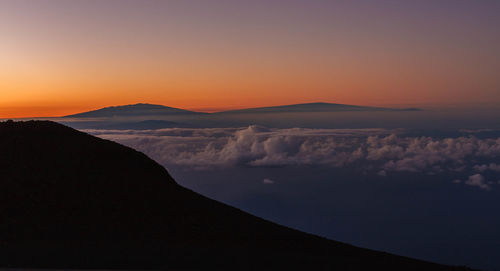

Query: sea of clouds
<box><xmin>85</xmin><ymin>125</ymin><xmax>500</xmax><ymax>190</ymax></box>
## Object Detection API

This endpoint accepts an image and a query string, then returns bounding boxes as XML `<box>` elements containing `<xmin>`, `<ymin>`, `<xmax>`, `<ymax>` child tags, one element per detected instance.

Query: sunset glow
<box><xmin>1</xmin><ymin>0</ymin><xmax>500</xmax><ymax>117</ymax></box>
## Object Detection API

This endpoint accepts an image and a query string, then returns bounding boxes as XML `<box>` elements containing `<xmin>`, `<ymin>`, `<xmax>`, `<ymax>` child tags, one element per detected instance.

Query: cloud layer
<box><xmin>85</xmin><ymin>126</ymin><xmax>500</xmax><ymax>189</ymax></box>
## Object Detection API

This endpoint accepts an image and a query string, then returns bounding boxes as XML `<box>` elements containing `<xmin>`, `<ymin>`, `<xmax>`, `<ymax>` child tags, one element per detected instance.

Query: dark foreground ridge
<box><xmin>0</xmin><ymin>121</ymin><xmax>469</xmax><ymax>270</ymax></box>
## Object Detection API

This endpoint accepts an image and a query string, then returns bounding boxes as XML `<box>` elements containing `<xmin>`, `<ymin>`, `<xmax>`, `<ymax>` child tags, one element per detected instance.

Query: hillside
<box><xmin>0</xmin><ymin>121</ymin><xmax>467</xmax><ymax>270</ymax></box>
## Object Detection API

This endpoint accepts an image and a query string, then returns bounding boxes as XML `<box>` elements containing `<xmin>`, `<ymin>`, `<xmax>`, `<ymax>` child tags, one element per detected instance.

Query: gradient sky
<box><xmin>1</xmin><ymin>0</ymin><xmax>500</xmax><ymax>117</ymax></box>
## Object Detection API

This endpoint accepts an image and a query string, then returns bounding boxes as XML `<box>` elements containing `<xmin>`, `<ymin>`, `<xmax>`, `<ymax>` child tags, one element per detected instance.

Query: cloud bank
<box><xmin>85</xmin><ymin>126</ymin><xmax>500</xmax><ymax>189</ymax></box>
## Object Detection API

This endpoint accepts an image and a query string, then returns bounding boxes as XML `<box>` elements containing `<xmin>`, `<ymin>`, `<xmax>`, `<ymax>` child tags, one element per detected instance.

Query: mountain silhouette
<box><xmin>216</xmin><ymin>102</ymin><xmax>421</xmax><ymax>114</ymax></box>
<box><xmin>65</xmin><ymin>103</ymin><xmax>203</xmax><ymax>118</ymax></box>
<box><xmin>64</xmin><ymin>102</ymin><xmax>421</xmax><ymax>119</ymax></box>
<box><xmin>0</xmin><ymin>120</ymin><xmax>468</xmax><ymax>270</ymax></box>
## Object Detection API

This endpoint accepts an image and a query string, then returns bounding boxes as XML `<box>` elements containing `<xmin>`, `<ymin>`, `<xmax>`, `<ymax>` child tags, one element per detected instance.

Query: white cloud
<box><xmin>473</xmin><ymin>163</ymin><xmax>500</xmax><ymax>172</ymax></box>
<box><xmin>465</xmin><ymin>174</ymin><xmax>491</xmax><ymax>190</ymax></box>
<box><xmin>84</xmin><ymin>126</ymin><xmax>500</xmax><ymax>182</ymax></box>
<box><xmin>473</xmin><ymin>164</ymin><xmax>488</xmax><ymax>172</ymax></box>
<box><xmin>85</xmin><ymin>126</ymin><xmax>391</xmax><ymax>169</ymax></box>
<box><xmin>263</xmin><ymin>178</ymin><xmax>275</xmax><ymax>184</ymax></box>
<box><xmin>377</xmin><ymin>170</ymin><xmax>387</xmax><ymax>176</ymax></box>
<box><xmin>489</xmin><ymin>163</ymin><xmax>500</xmax><ymax>171</ymax></box>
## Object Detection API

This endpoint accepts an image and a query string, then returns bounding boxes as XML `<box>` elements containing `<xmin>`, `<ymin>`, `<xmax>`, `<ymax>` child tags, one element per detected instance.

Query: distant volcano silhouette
<box><xmin>0</xmin><ymin>121</ymin><xmax>467</xmax><ymax>270</ymax></box>
<box><xmin>215</xmin><ymin>102</ymin><xmax>421</xmax><ymax>114</ymax></box>
<box><xmin>64</xmin><ymin>102</ymin><xmax>421</xmax><ymax>118</ymax></box>
<box><xmin>65</xmin><ymin>103</ymin><xmax>203</xmax><ymax>118</ymax></box>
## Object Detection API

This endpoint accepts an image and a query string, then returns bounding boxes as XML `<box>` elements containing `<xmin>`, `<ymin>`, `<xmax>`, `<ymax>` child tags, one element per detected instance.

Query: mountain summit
<box><xmin>65</xmin><ymin>103</ymin><xmax>202</xmax><ymax>118</ymax></box>
<box><xmin>0</xmin><ymin>121</ymin><xmax>464</xmax><ymax>270</ymax></box>
<box><xmin>216</xmin><ymin>102</ymin><xmax>421</xmax><ymax>114</ymax></box>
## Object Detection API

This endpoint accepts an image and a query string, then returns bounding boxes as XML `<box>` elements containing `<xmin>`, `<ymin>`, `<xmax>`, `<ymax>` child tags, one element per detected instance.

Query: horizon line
<box><xmin>2</xmin><ymin>101</ymin><xmax>500</xmax><ymax>119</ymax></box>
<box><xmin>2</xmin><ymin>101</ymin><xmax>410</xmax><ymax>119</ymax></box>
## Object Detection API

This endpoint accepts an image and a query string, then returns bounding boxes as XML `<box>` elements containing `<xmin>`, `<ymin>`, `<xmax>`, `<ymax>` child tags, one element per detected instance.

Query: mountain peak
<box><xmin>65</xmin><ymin>103</ymin><xmax>202</xmax><ymax>118</ymax></box>
<box><xmin>217</xmin><ymin>102</ymin><xmax>421</xmax><ymax>114</ymax></box>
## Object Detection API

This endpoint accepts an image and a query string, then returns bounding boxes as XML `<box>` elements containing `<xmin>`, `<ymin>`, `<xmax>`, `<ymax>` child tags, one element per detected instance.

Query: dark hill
<box><xmin>65</xmin><ymin>103</ymin><xmax>202</xmax><ymax>118</ymax></box>
<box><xmin>0</xmin><ymin>121</ymin><xmax>467</xmax><ymax>270</ymax></box>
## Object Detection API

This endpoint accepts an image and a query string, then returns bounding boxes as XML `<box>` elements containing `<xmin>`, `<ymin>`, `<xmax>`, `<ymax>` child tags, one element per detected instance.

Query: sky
<box><xmin>1</xmin><ymin>0</ymin><xmax>500</xmax><ymax>117</ymax></box>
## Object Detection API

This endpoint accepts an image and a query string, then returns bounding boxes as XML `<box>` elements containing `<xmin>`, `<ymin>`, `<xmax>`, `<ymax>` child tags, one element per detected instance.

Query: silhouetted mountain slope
<box><xmin>217</xmin><ymin>102</ymin><xmax>421</xmax><ymax>114</ymax></box>
<box><xmin>0</xmin><ymin>121</ymin><xmax>468</xmax><ymax>270</ymax></box>
<box><xmin>65</xmin><ymin>103</ymin><xmax>203</xmax><ymax>118</ymax></box>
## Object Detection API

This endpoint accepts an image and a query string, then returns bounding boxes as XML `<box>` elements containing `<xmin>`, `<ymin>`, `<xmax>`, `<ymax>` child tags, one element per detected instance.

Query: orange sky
<box><xmin>1</xmin><ymin>1</ymin><xmax>499</xmax><ymax>118</ymax></box>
